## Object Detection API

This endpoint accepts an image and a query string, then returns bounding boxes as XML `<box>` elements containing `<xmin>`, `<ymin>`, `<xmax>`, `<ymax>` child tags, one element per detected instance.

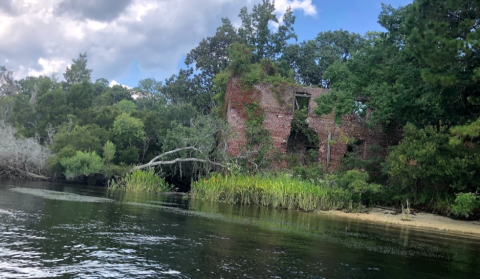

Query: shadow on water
<box><xmin>1</xmin><ymin>179</ymin><xmax>480</xmax><ymax>278</ymax></box>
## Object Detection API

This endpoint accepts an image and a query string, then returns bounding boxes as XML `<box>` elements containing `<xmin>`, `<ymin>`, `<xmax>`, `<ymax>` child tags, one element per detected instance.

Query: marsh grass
<box><xmin>191</xmin><ymin>173</ymin><xmax>357</xmax><ymax>211</ymax></box>
<box><xmin>108</xmin><ymin>170</ymin><xmax>173</xmax><ymax>193</ymax></box>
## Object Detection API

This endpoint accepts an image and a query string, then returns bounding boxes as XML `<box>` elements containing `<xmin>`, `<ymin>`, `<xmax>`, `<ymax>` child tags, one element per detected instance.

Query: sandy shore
<box><xmin>319</xmin><ymin>207</ymin><xmax>480</xmax><ymax>236</ymax></box>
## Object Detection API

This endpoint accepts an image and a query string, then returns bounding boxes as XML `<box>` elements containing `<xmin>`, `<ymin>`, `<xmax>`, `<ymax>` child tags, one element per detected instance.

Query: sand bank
<box><xmin>319</xmin><ymin>207</ymin><xmax>480</xmax><ymax>236</ymax></box>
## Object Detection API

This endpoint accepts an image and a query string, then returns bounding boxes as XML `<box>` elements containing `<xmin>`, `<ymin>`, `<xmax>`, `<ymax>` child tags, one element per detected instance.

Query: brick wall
<box><xmin>226</xmin><ymin>79</ymin><xmax>394</xmax><ymax>169</ymax></box>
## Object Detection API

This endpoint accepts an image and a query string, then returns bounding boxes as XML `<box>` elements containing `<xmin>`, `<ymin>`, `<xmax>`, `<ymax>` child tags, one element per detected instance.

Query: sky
<box><xmin>0</xmin><ymin>0</ymin><xmax>413</xmax><ymax>88</ymax></box>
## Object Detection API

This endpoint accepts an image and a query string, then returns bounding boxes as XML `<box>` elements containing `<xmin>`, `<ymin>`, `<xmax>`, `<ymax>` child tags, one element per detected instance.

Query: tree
<box><xmin>96</xmin><ymin>84</ymin><xmax>132</xmax><ymax>107</ymax></box>
<box><xmin>63</xmin><ymin>53</ymin><xmax>92</xmax><ymax>90</ymax></box>
<box><xmin>133</xmin><ymin>114</ymin><xmax>228</xmax><ymax>180</ymax></box>
<box><xmin>185</xmin><ymin>18</ymin><xmax>239</xmax><ymax>80</ymax></box>
<box><xmin>406</xmin><ymin>0</ymin><xmax>480</xmax><ymax>125</ymax></box>
<box><xmin>385</xmin><ymin>124</ymin><xmax>480</xmax><ymax>208</ymax></box>
<box><xmin>281</xmin><ymin>30</ymin><xmax>364</xmax><ymax>87</ymax></box>
<box><xmin>112</xmin><ymin>113</ymin><xmax>145</xmax><ymax>147</ymax></box>
<box><xmin>133</xmin><ymin>78</ymin><xmax>169</xmax><ymax>112</ymax></box>
<box><xmin>0</xmin><ymin>123</ymin><xmax>51</xmax><ymax>179</ymax></box>
<box><xmin>313</xmin><ymin>5</ymin><xmax>444</xmax><ymax>127</ymax></box>
<box><xmin>250</xmin><ymin>0</ymin><xmax>277</xmax><ymax>60</ymax></box>
<box><xmin>0</xmin><ymin>66</ymin><xmax>19</xmax><ymax>97</ymax></box>
<box><xmin>52</xmin><ymin>125</ymin><xmax>110</xmax><ymax>156</ymax></box>
<box><xmin>60</xmin><ymin>151</ymin><xmax>105</xmax><ymax>180</ymax></box>
<box><xmin>269</xmin><ymin>6</ymin><xmax>297</xmax><ymax>59</ymax></box>
<box><xmin>36</xmin><ymin>87</ymin><xmax>68</xmax><ymax>136</ymax></box>
<box><xmin>238</xmin><ymin>1</ymin><xmax>297</xmax><ymax>62</ymax></box>
<box><xmin>67</xmin><ymin>81</ymin><xmax>94</xmax><ymax>110</ymax></box>
<box><xmin>116</xmin><ymin>100</ymin><xmax>137</xmax><ymax>113</ymax></box>
<box><xmin>162</xmin><ymin>68</ymin><xmax>201</xmax><ymax>106</ymax></box>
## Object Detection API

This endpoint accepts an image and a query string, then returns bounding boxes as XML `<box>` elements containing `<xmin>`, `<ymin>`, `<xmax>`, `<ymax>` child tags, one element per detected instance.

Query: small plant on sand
<box><xmin>401</xmin><ymin>199</ymin><xmax>411</xmax><ymax>221</ymax></box>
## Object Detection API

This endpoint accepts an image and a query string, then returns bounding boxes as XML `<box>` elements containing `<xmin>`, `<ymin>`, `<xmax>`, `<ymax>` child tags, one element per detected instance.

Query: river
<box><xmin>1</xmin><ymin>179</ymin><xmax>479</xmax><ymax>278</ymax></box>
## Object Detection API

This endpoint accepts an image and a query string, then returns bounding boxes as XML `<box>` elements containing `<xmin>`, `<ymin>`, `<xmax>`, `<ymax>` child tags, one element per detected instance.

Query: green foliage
<box><xmin>96</xmin><ymin>85</ymin><xmax>132</xmax><ymax>107</ymax></box>
<box><xmin>281</xmin><ymin>29</ymin><xmax>365</xmax><ymax>87</ymax></box>
<box><xmin>287</xmin><ymin>108</ymin><xmax>320</xmax><ymax>165</ymax></box>
<box><xmin>450</xmin><ymin>118</ymin><xmax>480</xmax><ymax>146</ymax></box>
<box><xmin>67</xmin><ymin>81</ymin><xmax>93</xmax><ymax>110</ymax></box>
<box><xmin>91</xmin><ymin>105</ymin><xmax>122</xmax><ymax>129</ymax></box>
<box><xmin>386</xmin><ymin>124</ymin><xmax>480</xmax><ymax>207</ymax></box>
<box><xmin>228</xmin><ymin>43</ymin><xmax>254</xmax><ymax>77</ymax></box>
<box><xmin>328</xmin><ymin>170</ymin><xmax>381</xmax><ymax>206</ymax></box>
<box><xmin>161</xmin><ymin>114</ymin><xmax>226</xmax><ymax>180</ymax></box>
<box><xmin>52</xmin><ymin>125</ymin><xmax>110</xmax><ymax>156</ymax></box>
<box><xmin>292</xmin><ymin>164</ymin><xmax>325</xmax><ymax>182</ymax></box>
<box><xmin>60</xmin><ymin>151</ymin><xmax>105</xmax><ymax>180</ymax></box>
<box><xmin>451</xmin><ymin>193</ymin><xmax>480</xmax><ymax>218</ymax></box>
<box><xmin>185</xmin><ymin>18</ymin><xmax>239</xmax><ymax>79</ymax></box>
<box><xmin>112</xmin><ymin>113</ymin><xmax>145</xmax><ymax>147</ymax></box>
<box><xmin>109</xmin><ymin>170</ymin><xmax>173</xmax><ymax>192</ymax></box>
<box><xmin>116</xmin><ymin>100</ymin><xmax>137</xmax><ymax>113</ymax></box>
<box><xmin>103</xmin><ymin>141</ymin><xmax>116</xmax><ymax>164</ymax></box>
<box><xmin>117</xmin><ymin>146</ymin><xmax>140</xmax><ymax>165</ymax></box>
<box><xmin>63</xmin><ymin>52</ymin><xmax>92</xmax><ymax>89</ymax></box>
<box><xmin>243</xmin><ymin>102</ymin><xmax>274</xmax><ymax>171</ymax></box>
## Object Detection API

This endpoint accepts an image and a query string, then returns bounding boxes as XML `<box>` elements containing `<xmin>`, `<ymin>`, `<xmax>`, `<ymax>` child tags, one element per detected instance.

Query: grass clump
<box><xmin>191</xmin><ymin>173</ymin><xmax>356</xmax><ymax>211</ymax></box>
<box><xmin>108</xmin><ymin>169</ymin><xmax>173</xmax><ymax>193</ymax></box>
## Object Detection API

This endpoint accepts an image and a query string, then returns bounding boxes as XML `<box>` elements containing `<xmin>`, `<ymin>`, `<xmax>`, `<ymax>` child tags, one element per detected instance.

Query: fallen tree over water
<box><xmin>131</xmin><ymin>146</ymin><xmax>225</xmax><ymax>172</ymax></box>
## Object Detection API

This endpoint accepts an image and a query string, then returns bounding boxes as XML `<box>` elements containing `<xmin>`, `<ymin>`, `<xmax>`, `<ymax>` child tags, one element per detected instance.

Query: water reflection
<box><xmin>0</xmin><ymin>179</ymin><xmax>479</xmax><ymax>278</ymax></box>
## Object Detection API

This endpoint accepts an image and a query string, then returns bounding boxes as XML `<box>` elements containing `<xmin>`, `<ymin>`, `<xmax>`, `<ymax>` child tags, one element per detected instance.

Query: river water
<box><xmin>1</xmin><ymin>180</ymin><xmax>479</xmax><ymax>278</ymax></box>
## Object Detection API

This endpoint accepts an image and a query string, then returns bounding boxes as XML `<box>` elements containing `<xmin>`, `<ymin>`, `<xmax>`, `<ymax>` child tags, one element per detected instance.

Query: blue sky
<box><xmin>1</xmin><ymin>0</ymin><xmax>412</xmax><ymax>88</ymax></box>
<box><xmin>115</xmin><ymin>0</ymin><xmax>413</xmax><ymax>88</ymax></box>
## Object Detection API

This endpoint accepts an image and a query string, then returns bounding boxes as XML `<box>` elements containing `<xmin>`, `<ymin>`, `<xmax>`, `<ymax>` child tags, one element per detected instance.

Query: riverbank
<box><xmin>320</xmin><ymin>207</ymin><xmax>480</xmax><ymax>235</ymax></box>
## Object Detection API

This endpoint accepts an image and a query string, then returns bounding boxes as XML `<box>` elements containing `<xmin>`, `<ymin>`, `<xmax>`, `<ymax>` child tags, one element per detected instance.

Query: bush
<box><xmin>329</xmin><ymin>170</ymin><xmax>381</xmax><ymax>206</ymax></box>
<box><xmin>60</xmin><ymin>151</ymin><xmax>105</xmax><ymax>180</ymax></box>
<box><xmin>451</xmin><ymin>193</ymin><xmax>479</xmax><ymax>218</ymax></box>
<box><xmin>292</xmin><ymin>164</ymin><xmax>325</xmax><ymax>182</ymax></box>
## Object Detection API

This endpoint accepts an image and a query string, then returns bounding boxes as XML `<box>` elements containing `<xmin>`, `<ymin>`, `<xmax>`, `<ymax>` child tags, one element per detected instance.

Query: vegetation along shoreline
<box><xmin>1</xmin><ymin>0</ymin><xmax>479</xmax><ymax>224</ymax></box>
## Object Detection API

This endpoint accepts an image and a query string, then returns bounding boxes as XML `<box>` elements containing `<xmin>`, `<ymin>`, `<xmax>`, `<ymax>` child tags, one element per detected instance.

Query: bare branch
<box><xmin>147</xmin><ymin>146</ymin><xmax>202</xmax><ymax>164</ymax></box>
<box><xmin>132</xmin><ymin>158</ymin><xmax>225</xmax><ymax>172</ymax></box>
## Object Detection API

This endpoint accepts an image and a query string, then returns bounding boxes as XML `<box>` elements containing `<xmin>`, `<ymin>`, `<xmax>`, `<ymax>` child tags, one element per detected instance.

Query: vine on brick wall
<box><xmin>213</xmin><ymin>44</ymin><xmax>297</xmax><ymax>171</ymax></box>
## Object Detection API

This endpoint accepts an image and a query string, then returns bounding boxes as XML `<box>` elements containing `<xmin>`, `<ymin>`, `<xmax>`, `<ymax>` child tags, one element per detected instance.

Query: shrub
<box><xmin>60</xmin><ymin>151</ymin><xmax>105</xmax><ymax>180</ymax></box>
<box><xmin>329</xmin><ymin>170</ymin><xmax>381</xmax><ymax>206</ymax></box>
<box><xmin>451</xmin><ymin>193</ymin><xmax>479</xmax><ymax>218</ymax></box>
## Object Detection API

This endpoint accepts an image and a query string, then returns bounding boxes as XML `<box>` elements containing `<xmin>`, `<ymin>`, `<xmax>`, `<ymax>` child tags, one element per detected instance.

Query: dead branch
<box><xmin>0</xmin><ymin>166</ymin><xmax>50</xmax><ymax>180</ymax></box>
<box><xmin>147</xmin><ymin>146</ymin><xmax>202</xmax><ymax>164</ymax></box>
<box><xmin>131</xmin><ymin>158</ymin><xmax>225</xmax><ymax>172</ymax></box>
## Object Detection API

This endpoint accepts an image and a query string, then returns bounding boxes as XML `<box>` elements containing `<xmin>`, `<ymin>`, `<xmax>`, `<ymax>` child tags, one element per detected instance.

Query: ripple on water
<box><xmin>9</xmin><ymin>188</ymin><xmax>113</xmax><ymax>203</ymax></box>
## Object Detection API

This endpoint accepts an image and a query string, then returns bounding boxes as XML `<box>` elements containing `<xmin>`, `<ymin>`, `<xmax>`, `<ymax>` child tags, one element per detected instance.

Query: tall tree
<box><xmin>406</xmin><ymin>0</ymin><xmax>480</xmax><ymax>125</ymax></box>
<box><xmin>63</xmin><ymin>53</ymin><xmax>92</xmax><ymax>90</ymax></box>
<box><xmin>185</xmin><ymin>18</ymin><xmax>239</xmax><ymax>80</ymax></box>
<box><xmin>269</xmin><ymin>7</ymin><xmax>297</xmax><ymax>59</ymax></box>
<box><xmin>281</xmin><ymin>30</ymin><xmax>364</xmax><ymax>87</ymax></box>
<box><xmin>251</xmin><ymin>0</ymin><xmax>277</xmax><ymax>61</ymax></box>
<box><xmin>238</xmin><ymin>0</ymin><xmax>296</xmax><ymax>62</ymax></box>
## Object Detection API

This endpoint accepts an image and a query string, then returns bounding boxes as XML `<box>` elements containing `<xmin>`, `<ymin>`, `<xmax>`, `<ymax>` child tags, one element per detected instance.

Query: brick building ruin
<box><xmin>225</xmin><ymin>78</ymin><xmax>395</xmax><ymax>168</ymax></box>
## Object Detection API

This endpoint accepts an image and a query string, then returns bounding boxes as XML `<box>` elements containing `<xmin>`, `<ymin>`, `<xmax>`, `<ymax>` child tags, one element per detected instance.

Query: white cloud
<box><xmin>275</xmin><ymin>0</ymin><xmax>317</xmax><ymax>18</ymax></box>
<box><xmin>109</xmin><ymin>80</ymin><xmax>131</xmax><ymax>89</ymax></box>
<box><xmin>0</xmin><ymin>0</ymin><xmax>317</xmax><ymax>84</ymax></box>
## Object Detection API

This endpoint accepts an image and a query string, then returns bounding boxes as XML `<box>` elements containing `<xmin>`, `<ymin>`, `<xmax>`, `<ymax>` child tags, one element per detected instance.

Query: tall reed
<box><xmin>108</xmin><ymin>170</ymin><xmax>173</xmax><ymax>192</ymax></box>
<box><xmin>191</xmin><ymin>173</ymin><xmax>355</xmax><ymax>211</ymax></box>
